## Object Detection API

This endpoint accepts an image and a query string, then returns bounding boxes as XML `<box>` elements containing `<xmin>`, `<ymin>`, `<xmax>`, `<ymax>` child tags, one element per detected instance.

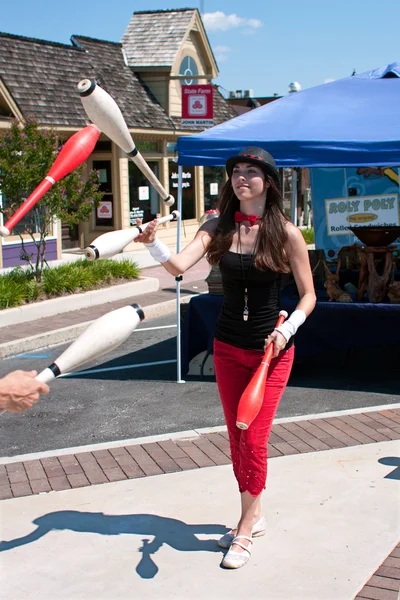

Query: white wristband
<box><xmin>275</xmin><ymin>309</ymin><xmax>306</xmax><ymax>342</ymax></box>
<box><xmin>144</xmin><ymin>237</ymin><xmax>171</xmax><ymax>263</ymax></box>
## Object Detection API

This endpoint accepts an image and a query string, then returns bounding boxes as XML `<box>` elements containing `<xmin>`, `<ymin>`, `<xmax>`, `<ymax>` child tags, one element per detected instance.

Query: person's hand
<box><xmin>264</xmin><ymin>330</ymin><xmax>287</xmax><ymax>358</ymax></box>
<box><xmin>133</xmin><ymin>218</ymin><xmax>158</xmax><ymax>244</ymax></box>
<box><xmin>0</xmin><ymin>370</ymin><xmax>50</xmax><ymax>413</ymax></box>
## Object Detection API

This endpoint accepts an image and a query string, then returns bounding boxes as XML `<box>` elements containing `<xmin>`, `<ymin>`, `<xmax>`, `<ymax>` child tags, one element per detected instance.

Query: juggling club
<box><xmin>236</xmin><ymin>310</ymin><xmax>288</xmax><ymax>430</ymax></box>
<box><xmin>77</xmin><ymin>79</ymin><xmax>175</xmax><ymax>207</ymax></box>
<box><xmin>84</xmin><ymin>210</ymin><xmax>180</xmax><ymax>260</ymax></box>
<box><xmin>0</xmin><ymin>124</ymin><xmax>100</xmax><ymax>237</ymax></box>
<box><xmin>0</xmin><ymin>303</ymin><xmax>144</xmax><ymax>415</ymax></box>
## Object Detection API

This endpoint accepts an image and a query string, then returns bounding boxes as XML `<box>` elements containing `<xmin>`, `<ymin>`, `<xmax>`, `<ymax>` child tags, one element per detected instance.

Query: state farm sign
<box><xmin>181</xmin><ymin>85</ymin><xmax>214</xmax><ymax>127</ymax></box>
<box><xmin>97</xmin><ymin>201</ymin><xmax>112</xmax><ymax>219</ymax></box>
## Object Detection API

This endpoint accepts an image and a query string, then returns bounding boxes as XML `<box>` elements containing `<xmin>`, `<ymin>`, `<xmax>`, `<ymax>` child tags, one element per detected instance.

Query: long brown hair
<box><xmin>207</xmin><ymin>175</ymin><xmax>290</xmax><ymax>273</ymax></box>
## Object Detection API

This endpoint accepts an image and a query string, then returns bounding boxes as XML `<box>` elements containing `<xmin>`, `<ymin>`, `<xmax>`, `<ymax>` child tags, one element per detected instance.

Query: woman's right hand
<box><xmin>134</xmin><ymin>218</ymin><xmax>158</xmax><ymax>244</ymax></box>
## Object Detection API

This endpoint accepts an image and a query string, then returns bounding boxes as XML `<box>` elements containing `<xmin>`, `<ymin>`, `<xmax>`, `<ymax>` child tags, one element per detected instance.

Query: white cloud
<box><xmin>214</xmin><ymin>45</ymin><xmax>232</xmax><ymax>62</ymax></box>
<box><xmin>202</xmin><ymin>11</ymin><xmax>262</xmax><ymax>32</ymax></box>
<box><xmin>324</xmin><ymin>78</ymin><xmax>336</xmax><ymax>83</ymax></box>
<box><xmin>247</xmin><ymin>19</ymin><xmax>263</xmax><ymax>28</ymax></box>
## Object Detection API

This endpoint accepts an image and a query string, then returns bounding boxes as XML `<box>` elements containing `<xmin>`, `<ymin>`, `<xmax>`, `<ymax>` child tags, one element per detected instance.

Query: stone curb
<box><xmin>0</xmin><ymin>277</ymin><xmax>159</xmax><ymax>329</ymax></box>
<box><xmin>2</xmin><ymin>403</ymin><xmax>399</xmax><ymax>465</ymax></box>
<box><xmin>0</xmin><ymin>295</ymin><xmax>194</xmax><ymax>359</ymax></box>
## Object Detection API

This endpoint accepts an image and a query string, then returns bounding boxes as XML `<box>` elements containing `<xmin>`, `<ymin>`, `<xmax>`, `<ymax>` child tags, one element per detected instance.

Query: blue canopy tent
<box><xmin>175</xmin><ymin>63</ymin><xmax>400</xmax><ymax>379</ymax></box>
<box><xmin>176</xmin><ymin>62</ymin><xmax>400</xmax><ymax>168</ymax></box>
<box><xmin>176</xmin><ymin>61</ymin><xmax>400</xmax><ymax>251</ymax></box>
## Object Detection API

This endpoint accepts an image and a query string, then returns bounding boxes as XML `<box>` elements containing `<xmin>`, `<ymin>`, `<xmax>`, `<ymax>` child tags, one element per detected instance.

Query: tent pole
<box><xmin>291</xmin><ymin>169</ymin><xmax>298</xmax><ymax>225</ymax></box>
<box><xmin>176</xmin><ymin>164</ymin><xmax>185</xmax><ymax>383</ymax></box>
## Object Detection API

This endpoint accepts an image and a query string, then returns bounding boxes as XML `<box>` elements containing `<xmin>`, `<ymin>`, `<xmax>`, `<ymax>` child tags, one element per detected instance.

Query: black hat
<box><xmin>226</xmin><ymin>147</ymin><xmax>280</xmax><ymax>185</ymax></box>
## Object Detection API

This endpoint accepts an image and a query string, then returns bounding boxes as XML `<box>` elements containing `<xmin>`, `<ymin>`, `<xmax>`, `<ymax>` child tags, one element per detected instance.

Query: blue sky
<box><xmin>2</xmin><ymin>0</ymin><xmax>398</xmax><ymax>97</ymax></box>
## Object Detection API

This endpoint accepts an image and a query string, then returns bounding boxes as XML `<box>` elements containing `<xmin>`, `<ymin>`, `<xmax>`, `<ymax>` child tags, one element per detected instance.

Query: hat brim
<box><xmin>226</xmin><ymin>156</ymin><xmax>280</xmax><ymax>186</ymax></box>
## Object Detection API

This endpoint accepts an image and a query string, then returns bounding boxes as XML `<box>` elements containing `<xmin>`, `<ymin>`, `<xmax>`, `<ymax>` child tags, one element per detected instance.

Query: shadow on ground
<box><xmin>65</xmin><ymin>338</ymin><xmax>178</xmax><ymax>382</ymax></box>
<box><xmin>0</xmin><ymin>510</ymin><xmax>227</xmax><ymax>579</ymax></box>
<box><xmin>378</xmin><ymin>457</ymin><xmax>400</xmax><ymax>480</ymax></box>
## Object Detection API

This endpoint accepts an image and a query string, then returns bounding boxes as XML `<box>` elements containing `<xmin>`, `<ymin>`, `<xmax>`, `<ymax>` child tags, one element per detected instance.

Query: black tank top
<box><xmin>214</xmin><ymin>251</ymin><xmax>291</xmax><ymax>351</ymax></box>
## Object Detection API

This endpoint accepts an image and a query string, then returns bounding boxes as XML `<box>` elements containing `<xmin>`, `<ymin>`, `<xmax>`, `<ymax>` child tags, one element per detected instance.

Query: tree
<box><xmin>0</xmin><ymin>119</ymin><xmax>103</xmax><ymax>280</ymax></box>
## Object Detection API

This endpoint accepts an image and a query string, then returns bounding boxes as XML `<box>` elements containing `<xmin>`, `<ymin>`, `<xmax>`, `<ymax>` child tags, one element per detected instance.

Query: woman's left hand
<box><xmin>264</xmin><ymin>330</ymin><xmax>287</xmax><ymax>357</ymax></box>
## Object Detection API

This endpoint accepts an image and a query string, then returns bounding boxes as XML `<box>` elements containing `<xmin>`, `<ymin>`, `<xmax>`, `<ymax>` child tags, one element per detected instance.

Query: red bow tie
<box><xmin>234</xmin><ymin>211</ymin><xmax>261</xmax><ymax>226</ymax></box>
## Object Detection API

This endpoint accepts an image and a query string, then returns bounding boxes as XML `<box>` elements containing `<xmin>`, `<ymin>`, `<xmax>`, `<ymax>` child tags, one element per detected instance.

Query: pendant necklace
<box><xmin>237</xmin><ymin>223</ymin><xmax>260</xmax><ymax>322</ymax></box>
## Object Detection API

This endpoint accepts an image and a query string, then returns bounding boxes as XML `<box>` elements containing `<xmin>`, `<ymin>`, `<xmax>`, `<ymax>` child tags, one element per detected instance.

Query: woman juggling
<box><xmin>135</xmin><ymin>147</ymin><xmax>316</xmax><ymax>569</ymax></box>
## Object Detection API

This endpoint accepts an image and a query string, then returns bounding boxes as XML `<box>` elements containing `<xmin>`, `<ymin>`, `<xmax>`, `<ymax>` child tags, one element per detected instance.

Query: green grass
<box><xmin>300</xmin><ymin>228</ymin><xmax>315</xmax><ymax>244</ymax></box>
<box><xmin>0</xmin><ymin>259</ymin><xmax>140</xmax><ymax>309</ymax></box>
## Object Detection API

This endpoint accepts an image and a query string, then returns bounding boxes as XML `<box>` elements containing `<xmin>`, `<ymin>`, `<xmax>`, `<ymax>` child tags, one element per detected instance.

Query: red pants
<box><xmin>214</xmin><ymin>339</ymin><xmax>294</xmax><ymax>497</ymax></box>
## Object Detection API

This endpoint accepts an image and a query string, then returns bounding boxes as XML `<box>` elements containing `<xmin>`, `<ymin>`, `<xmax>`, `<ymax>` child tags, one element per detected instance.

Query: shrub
<box><xmin>0</xmin><ymin>278</ymin><xmax>27</xmax><ymax>308</ymax></box>
<box><xmin>106</xmin><ymin>259</ymin><xmax>140</xmax><ymax>279</ymax></box>
<box><xmin>5</xmin><ymin>267</ymin><xmax>33</xmax><ymax>284</ymax></box>
<box><xmin>301</xmin><ymin>228</ymin><xmax>315</xmax><ymax>244</ymax></box>
<box><xmin>0</xmin><ymin>259</ymin><xmax>140</xmax><ymax>308</ymax></box>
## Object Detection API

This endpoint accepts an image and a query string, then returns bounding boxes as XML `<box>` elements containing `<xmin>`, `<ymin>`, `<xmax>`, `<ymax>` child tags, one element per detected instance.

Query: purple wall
<box><xmin>1</xmin><ymin>240</ymin><xmax>58</xmax><ymax>268</ymax></box>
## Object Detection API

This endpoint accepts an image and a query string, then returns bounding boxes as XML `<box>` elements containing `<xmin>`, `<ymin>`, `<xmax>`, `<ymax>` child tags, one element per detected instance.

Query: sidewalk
<box><xmin>1</xmin><ymin>406</ymin><xmax>399</xmax><ymax>599</ymax></box>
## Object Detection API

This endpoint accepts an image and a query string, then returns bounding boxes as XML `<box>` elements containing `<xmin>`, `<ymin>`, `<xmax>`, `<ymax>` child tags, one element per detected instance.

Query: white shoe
<box><xmin>218</xmin><ymin>516</ymin><xmax>266</xmax><ymax>549</ymax></box>
<box><xmin>221</xmin><ymin>535</ymin><xmax>252</xmax><ymax>569</ymax></box>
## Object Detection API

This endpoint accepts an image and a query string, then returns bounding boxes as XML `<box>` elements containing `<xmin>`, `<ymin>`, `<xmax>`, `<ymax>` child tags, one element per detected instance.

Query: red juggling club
<box><xmin>236</xmin><ymin>310</ymin><xmax>288</xmax><ymax>430</ymax></box>
<box><xmin>0</xmin><ymin>124</ymin><xmax>100</xmax><ymax>237</ymax></box>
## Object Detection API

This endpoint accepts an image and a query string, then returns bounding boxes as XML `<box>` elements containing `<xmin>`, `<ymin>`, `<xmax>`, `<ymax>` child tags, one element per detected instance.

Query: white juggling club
<box><xmin>84</xmin><ymin>210</ymin><xmax>179</xmax><ymax>260</ymax></box>
<box><xmin>0</xmin><ymin>303</ymin><xmax>144</xmax><ymax>415</ymax></box>
<box><xmin>77</xmin><ymin>79</ymin><xmax>175</xmax><ymax>207</ymax></box>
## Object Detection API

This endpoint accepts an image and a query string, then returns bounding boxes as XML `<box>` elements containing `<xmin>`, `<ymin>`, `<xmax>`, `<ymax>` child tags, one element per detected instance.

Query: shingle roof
<box><xmin>72</xmin><ymin>36</ymin><xmax>176</xmax><ymax>130</ymax></box>
<box><xmin>0</xmin><ymin>30</ymin><xmax>235</xmax><ymax>132</ymax></box>
<box><xmin>0</xmin><ymin>32</ymin><xmax>94</xmax><ymax>128</ymax></box>
<box><xmin>122</xmin><ymin>9</ymin><xmax>196</xmax><ymax>68</ymax></box>
<box><xmin>0</xmin><ymin>32</ymin><xmax>175</xmax><ymax>130</ymax></box>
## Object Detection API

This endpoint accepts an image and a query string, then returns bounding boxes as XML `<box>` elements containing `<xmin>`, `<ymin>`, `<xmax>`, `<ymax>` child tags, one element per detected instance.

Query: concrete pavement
<box><xmin>1</xmin><ymin>408</ymin><xmax>399</xmax><ymax>599</ymax></box>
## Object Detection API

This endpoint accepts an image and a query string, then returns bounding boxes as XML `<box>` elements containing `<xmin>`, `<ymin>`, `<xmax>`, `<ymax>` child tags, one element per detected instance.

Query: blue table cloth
<box><xmin>181</xmin><ymin>286</ymin><xmax>400</xmax><ymax>376</ymax></box>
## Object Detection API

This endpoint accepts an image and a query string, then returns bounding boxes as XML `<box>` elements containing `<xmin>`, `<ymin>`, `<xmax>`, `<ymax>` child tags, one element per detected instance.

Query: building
<box><xmin>0</xmin><ymin>8</ymin><xmax>237</xmax><ymax>268</ymax></box>
<box><xmin>226</xmin><ymin>89</ymin><xmax>282</xmax><ymax>115</ymax></box>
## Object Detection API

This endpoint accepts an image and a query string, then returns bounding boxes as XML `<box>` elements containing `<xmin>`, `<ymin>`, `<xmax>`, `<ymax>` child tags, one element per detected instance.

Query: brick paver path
<box><xmin>2</xmin><ymin>408</ymin><xmax>399</xmax><ymax>499</ymax></box>
<box><xmin>355</xmin><ymin>543</ymin><xmax>400</xmax><ymax>599</ymax></box>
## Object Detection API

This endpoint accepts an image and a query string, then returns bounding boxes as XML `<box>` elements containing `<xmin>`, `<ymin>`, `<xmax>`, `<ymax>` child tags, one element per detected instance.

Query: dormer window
<box><xmin>179</xmin><ymin>56</ymin><xmax>198</xmax><ymax>86</ymax></box>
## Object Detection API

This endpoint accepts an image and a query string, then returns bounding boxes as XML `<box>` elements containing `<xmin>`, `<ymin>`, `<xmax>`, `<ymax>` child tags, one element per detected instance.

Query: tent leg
<box><xmin>291</xmin><ymin>169</ymin><xmax>298</xmax><ymax>225</ymax></box>
<box><xmin>176</xmin><ymin>164</ymin><xmax>185</xmax><ymax>383</ymax></box>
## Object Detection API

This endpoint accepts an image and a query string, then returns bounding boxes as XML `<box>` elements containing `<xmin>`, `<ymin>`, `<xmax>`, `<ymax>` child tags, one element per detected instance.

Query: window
<box><xmin>93</xmin><ymin>160</ymin><xmax>114</xmax><ymax>227</ymax></box>
<box><xmin>203</xmin><ymin>167</ymin><xmax>225</xmax><ymax>211</ymax></box>
<box><xmin>282</xmin><ymin>168</ymin><xmax>293</xmax><ymax>220</ymax></box>
<box><xmin>179</xmin><ymin>56</ymin><xmax>199</xmax><ymax>86</ymax></box>
<box><xmin>166</xmin><ymin>142</ymin><xmax>177</xmax><ymax>154</ymax></box>
<box><xmin>93</xmin><ymin>141</ymin><xmax>112</xmax><ymax>153</ymax></box>
<box><xmin>129</xmin><ymin>161</ymin><xmax>160</xmax><ymax>224</ymax></box>
<box><xmin>169</xmin><ymin>163</ymin><xmax>196</xmax><ymax>220</ymax></box>
<box><xmin>135</xmin><ymin>141</ymin><xmax>158</xmax><ymax>153</ymax></box>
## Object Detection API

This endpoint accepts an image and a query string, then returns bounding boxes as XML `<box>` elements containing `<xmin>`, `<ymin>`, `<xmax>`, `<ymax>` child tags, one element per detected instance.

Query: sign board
<box><xmin>129</xmin><ymin>206</ymin><xmax>144</xmax><ymax>225</ymax></box>
<box><xmin>97</xmin><ymin>201</ymin><xmax>112</xmax><ymax>220</ymax></box>
<box><xmin>138</xmin><ymin>186</ymin><xmax>150</xmax><ymax>201</ymax></box>
<box><xmin>210</xmin><ymin>183</ymin><xmax>219</xmax><ymax>196</ymax></box>
<box><xmin>170</xmin><ymin>170</ymin><xmax>192</xmax><ymax>189</ymax></box>
<box><xmin>325</xmin><ymin>194</ymin><xmax>398</xmax><ymax>236</ymax></box>
<box><xmin>311</xmin><ymin>166</ymin><xmax>400</xmax><ymax>259</ymax></box>
<box><xmin>181</xmin><ymin>84</ymin><xmax>214</xmax><ymax>127</ymax></box>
